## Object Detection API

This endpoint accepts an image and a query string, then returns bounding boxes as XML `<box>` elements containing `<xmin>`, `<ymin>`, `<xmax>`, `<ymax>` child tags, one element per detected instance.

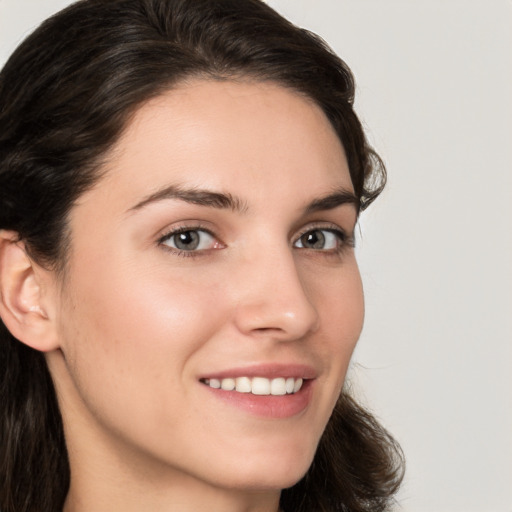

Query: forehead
<box><xmin>80</xmin><ymin>79</ymin><xmax>353</xmax><ymax>213</ymax></box>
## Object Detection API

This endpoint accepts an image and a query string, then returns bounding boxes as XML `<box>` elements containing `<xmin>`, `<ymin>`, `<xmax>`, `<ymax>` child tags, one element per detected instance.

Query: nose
<box><xmin>232</xmin><ymin>246</ymin><xmax>320</xmax><ymax>341</ymax></box>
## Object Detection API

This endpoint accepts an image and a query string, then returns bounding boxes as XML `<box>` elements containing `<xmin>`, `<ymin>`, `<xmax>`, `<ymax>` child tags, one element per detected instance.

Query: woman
<box><xmin>0</xmin><ymin>0</ymin><xmax>404</xmax><ymax>511</ymax></box>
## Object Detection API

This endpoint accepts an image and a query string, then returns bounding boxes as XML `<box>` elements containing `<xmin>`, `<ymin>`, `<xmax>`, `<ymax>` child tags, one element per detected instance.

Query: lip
<box><xmin>199</xmin><ymin>364</ymin><xmax>317</xmax><ymax>419</ymax></box>
<box><xmin>198</xmin><ymin>363</ymin><xmax>317</xmax><ymax>381</ymax></box>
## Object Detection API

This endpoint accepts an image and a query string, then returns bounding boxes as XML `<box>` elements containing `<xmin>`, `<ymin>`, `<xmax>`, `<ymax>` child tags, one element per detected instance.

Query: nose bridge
<box><xmin>233</xmin><ymin>242</ymin><xmax>319</xmax><ymax>340</ymax></box>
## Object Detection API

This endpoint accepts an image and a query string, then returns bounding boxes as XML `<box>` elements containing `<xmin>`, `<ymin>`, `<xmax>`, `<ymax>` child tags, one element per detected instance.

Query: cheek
<box><xmin>316</xmin><ymin>258</ymin><xmax>364</xmax><ymax>335</ymax></box>
<box><xmin>57</xmin><ymin>256</ymin><xmax>226</xmax><ymax>415</ymax></box>
<box><xmin>313</xmin><ymin>261</ymin><xmax>364</xmax><ymax>384</ymax></box>
<box><xmin>337</xmin><ymin>268</ymin><xmax>365</xmax><ymax>347</ymax></box>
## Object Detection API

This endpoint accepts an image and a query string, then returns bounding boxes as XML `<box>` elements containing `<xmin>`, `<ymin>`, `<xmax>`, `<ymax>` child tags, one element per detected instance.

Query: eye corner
<box><xmin>293</xmin><ymin>225</ymin><xmax>353</xmax><ymax>253</ymax></box>
<box><xmin>158</xmin><ymin>225</ymin><xmax>223</xmax><ymax>257</ymax></box>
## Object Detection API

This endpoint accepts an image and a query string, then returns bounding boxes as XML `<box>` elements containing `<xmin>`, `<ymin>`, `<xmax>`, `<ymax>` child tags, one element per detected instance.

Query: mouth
<box><xmin>198</xmin><ymin>364</ymin><xmax>316</xmax><ymax>418</ymax></box>
<box><xmin>199</xmin><ymin>372</ymin><xmax>314</xmax><ymax>418</ymax></box>
<box><xmin>200</xmin><ymin>376</ymin><xmax>304</xmax><ymax>396</ymax></box>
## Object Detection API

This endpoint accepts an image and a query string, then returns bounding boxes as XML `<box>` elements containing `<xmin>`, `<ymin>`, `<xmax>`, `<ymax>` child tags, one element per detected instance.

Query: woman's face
<box><xmin>48</xmin><ymin>80</ymin><xmax>364</xmax><ymax>497</ymax></box>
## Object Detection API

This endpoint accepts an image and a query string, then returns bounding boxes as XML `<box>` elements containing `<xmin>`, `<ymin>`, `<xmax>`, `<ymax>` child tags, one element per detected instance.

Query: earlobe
<box><xmin>0</xmin><ymin>230</ymin><xmax>59</xmax><ymax>352</ymax></box>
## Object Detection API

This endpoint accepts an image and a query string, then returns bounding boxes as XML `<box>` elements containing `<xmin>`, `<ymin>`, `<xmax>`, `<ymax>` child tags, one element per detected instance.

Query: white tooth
<box><xmin>251</xmin><ymin>377</ymin><xmax>270</xmax><ymax>395</ymax></box>
<box><xmin>235</xmin><ymin>377</ymin><xmax>252</xmax><ymax>393</ymax></box>
<box><xmin>285</xmin><ymin>377</ymin><xmax>295</xmax><ymax>394</ymax></box>
<box><xmin>293</xmin><ymin>378</ymin><xmax>303</xmax><ymax>393</ymax></box>
<box><xmin>221</xmin><ymin>378</ymin><xmax>236</xmax><ymax>391</ymax></box>
<box><xmin>270</xmin><ymin>378</ymin><xmax>286</xmax><ymax>396</ymax></box>
<box><xmin>209</xmin><ymin>378</ymin><xmax>221</xmax><ymax>389</ymax></box>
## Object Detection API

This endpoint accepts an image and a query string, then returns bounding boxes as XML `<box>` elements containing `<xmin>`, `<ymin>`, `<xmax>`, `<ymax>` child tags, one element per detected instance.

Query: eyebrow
<box><xmin>127</xmin><ymin>184</ymin><xmax>248</xmax><ymax>214</ymax></box>
<box><xmin>127</xmin><ymin>184</ymin><xmax>359</xmax><ymax>215</ymax></box>
<box><xmin>305</xmin><ymin>188</ymin><xmax>360</xmax><ymax>214</ymax></box>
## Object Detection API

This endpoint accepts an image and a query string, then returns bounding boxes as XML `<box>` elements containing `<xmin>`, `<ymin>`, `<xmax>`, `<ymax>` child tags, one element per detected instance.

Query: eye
<box><xmin>294</xmin><ymin>228</ymin><xmax>346</xmax><ymax>251</ymax></box>
<box><xmin>160</xmin><ymin>228</ymin><xmax>217</xmax><ymax>252</ymax></box>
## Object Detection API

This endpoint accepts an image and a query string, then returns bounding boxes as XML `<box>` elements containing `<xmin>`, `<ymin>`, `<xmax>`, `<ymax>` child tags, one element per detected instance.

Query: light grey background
<box><xmin>1</xmin><ymin>1</ymin><xmax>511</xmax><ymax>511</ymax></box>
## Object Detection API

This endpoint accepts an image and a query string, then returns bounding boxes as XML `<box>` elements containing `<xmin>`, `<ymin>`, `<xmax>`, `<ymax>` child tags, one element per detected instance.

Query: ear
<box><xmin>0</xmin><ymin>230</ymin><xmax>59</xmax><ymax>352</ymax></box>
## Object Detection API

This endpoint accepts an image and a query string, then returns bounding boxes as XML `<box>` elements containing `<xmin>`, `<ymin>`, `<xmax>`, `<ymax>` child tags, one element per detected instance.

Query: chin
<box><xmin>214</xmin><ymin>443</ymin><xmax>316</xmax><ymax>492</ymax></box>
<box><xmin>221</xmin><ymin>468</ymin><xmax>309</xmax><ymax>493</ymax></box>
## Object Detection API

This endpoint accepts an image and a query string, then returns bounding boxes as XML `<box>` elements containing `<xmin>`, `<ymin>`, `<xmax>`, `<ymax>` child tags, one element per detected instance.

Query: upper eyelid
<box><xmin>293</xmin><ymin>223</ymin><xmax>356</xmax><ymax>251</ymax></box>
<box><xmin>293</xmin><ymin>222</ymin><xmax>349</xmax><ymax>239</ymax></box>
<box><xmin>156</xmin><ymin>221</ymin><xmax>353</xmax><ymax>247</ymax></box>
<box><xmin>157</xmin><ymin>223</ymin><xmax>215</xmax><ymax>242</ymax></box>
<box><xmin>157</xmin><ymin>226</ymin><xmax>221</xmax><ymax>256</ymax></box>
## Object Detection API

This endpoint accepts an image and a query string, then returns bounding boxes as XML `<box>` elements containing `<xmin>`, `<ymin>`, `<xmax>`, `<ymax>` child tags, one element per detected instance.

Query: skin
<box><xmin>39</xmin><ymin>80</ymin><xmax>365</xmax><ymax>512</ymax></box>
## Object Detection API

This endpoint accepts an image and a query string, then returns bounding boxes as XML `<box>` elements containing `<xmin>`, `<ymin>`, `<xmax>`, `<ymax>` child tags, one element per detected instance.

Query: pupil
<box><xmin>303</xmin><ymin>230</ymin><xmax>325</xmax><ymax>249</ymax></box>
<box><xmin>175</xmin><ymin>231</ymin><xmax>199</xmax><ymax>250</ymax></box>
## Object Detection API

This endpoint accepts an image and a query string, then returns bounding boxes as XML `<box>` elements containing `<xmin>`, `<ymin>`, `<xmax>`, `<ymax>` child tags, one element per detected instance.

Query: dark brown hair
<box><xmin>0</xmin><ymin>1</ymin><xmax>403</xmax><ymax>511</ymax></box>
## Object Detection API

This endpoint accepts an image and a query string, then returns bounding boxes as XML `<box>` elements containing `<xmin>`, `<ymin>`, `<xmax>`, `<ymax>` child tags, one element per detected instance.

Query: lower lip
<box><xmin>201</xmin><ymin>380</ymin><xmax>314</xmax><ymax>418</ymax></box>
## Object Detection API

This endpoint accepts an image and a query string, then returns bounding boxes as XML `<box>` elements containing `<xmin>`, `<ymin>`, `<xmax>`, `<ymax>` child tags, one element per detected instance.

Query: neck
<box><xmin>64</xmin><ymin>489</ymin><xmax>280</xmax><ymax>512</ymax></box>
<box><xmin>60</xmin><ymin>409</ymin><xmax>281</xmax><ymax>512</ymax></box>
<box><xmin>63</xmin><ymin>462</ymin><xmax>281</xmax><ymax>512</ymax></box>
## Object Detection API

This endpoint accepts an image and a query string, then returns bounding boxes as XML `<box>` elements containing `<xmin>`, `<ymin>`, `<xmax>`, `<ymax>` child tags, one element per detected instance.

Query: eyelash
<box><xmin>158</xmin><ymin>223</ymin><xmax>218</xmax><ymax>258</ymax></box>
<box><xmin>157</xmin><ymin>223</ymin><xmax>354</xmax><ymax>259</ymax></box>
<box><xmin>293</xmin><ymin>224</ymin><xmax>354</xmax><ymax>255</ymax></box>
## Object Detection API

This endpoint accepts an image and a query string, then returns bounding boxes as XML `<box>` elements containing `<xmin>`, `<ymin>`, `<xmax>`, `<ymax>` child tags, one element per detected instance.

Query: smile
<box><xmin>201</xmin><ymin>377</ymin><xmax>304</xmax><ymax>396</ymax></box>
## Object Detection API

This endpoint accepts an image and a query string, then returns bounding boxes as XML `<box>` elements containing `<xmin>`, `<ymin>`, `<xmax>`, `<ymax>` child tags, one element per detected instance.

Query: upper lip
<box><xmin>199</xmin><ymin>363</ymin><xmax>317</xmax><ymax>381</ymax></box>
